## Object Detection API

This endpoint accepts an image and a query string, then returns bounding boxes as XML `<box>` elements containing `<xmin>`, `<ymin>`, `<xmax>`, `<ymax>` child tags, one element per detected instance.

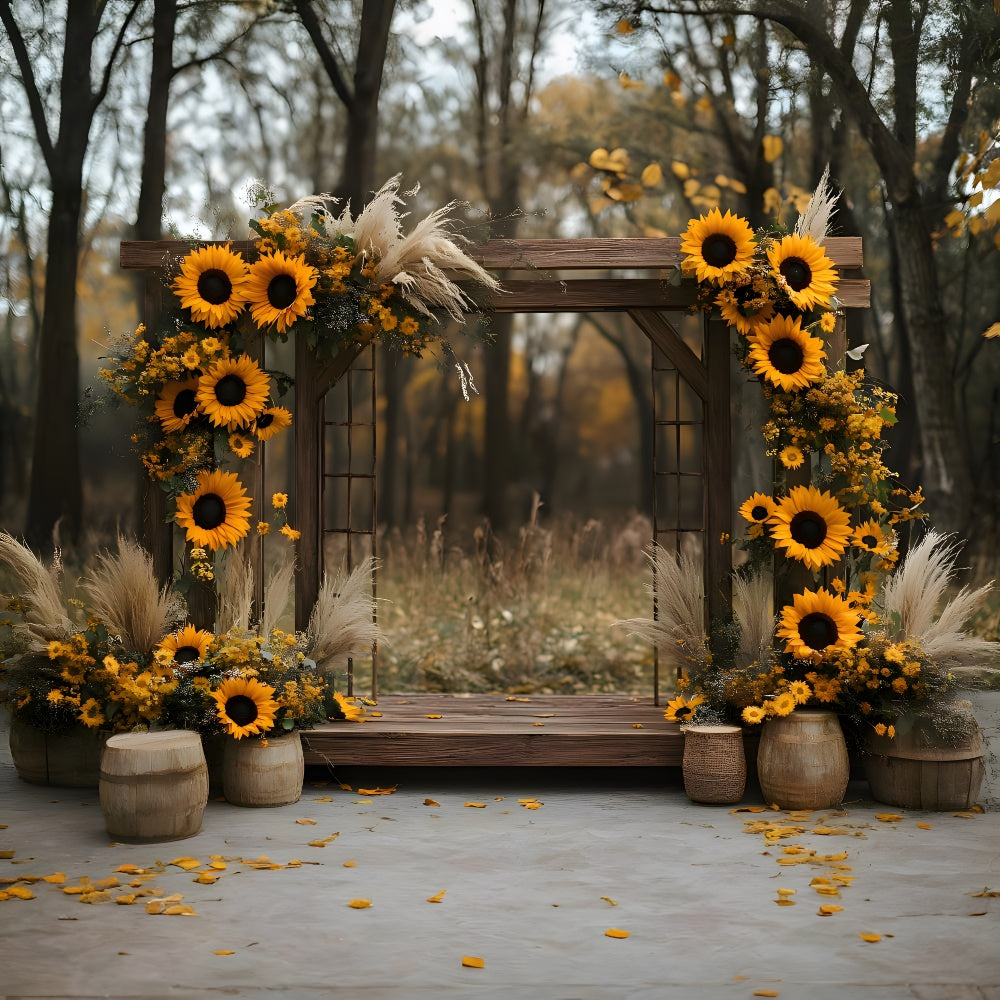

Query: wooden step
<box><xmin>301</xmin><ymin>694</ymin><xmax>684</xmax><ymax>768</ymax></box>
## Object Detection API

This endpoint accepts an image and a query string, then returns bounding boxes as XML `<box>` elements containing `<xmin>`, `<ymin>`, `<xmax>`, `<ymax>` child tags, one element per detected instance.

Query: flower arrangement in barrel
<box><xmin>618</xmin><ymin>167</ymin><xmax>997</xmax><ymax>739</ymax></box>
<box><xmin>0</xmin><ymin>531</ymin><xmax>380</xmax><ymax>741</ymax></box>
<box><xmin>99</xmin><ymin>177</ymin><xmax>500</xmax><ymax>583</ymax></box>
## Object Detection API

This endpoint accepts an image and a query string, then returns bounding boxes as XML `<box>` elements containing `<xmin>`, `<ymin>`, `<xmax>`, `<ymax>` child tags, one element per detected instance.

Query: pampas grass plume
<box><xmin>0</xmin><ymin>531</ymin><xmax>74</xmax><ymax>647</ymax></box>
<box><xmin>307</xmin><ymin>557</ymin><xmax>385</xmax><ymax>672</ymax></box>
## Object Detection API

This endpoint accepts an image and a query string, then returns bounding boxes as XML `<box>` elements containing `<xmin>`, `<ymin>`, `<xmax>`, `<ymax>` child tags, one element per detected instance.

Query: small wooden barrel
<box><xmin>681</xmin><ymin>724</ymin><xmax>747</xmax><ymax>804</ymax></box>
<box><xmin>865</xmin><ymin>724</ymin><xmax>984</xmax><ymax>811</ymax></box>
<box><xmin>223</xmin><ymin>732</ymin><xmax>303</xmax><ymax>808</ymax></box>
<box><xmin>9</xmin><ymin>718</ymin><xmax>108</xmax><ymax>787</ymax></box>
<box><xmin>757</xmin><ymin>710</ymin><xmax>850</xmax><ymax>810</ymax></box>
<box><xmin>100</xmin><ymin>731</ymin><xmax>208</xmax><ymax>843</ymax></box>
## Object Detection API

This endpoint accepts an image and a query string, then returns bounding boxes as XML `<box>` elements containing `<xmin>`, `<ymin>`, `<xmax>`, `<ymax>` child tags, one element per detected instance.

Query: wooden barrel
<box><xmin>865</xmin><ymin>723</ymin><xmax>984</xmax><ymax>811</ymax></box>
<box><xmin>681</xmin><ymin>724</ymin><xmax>746</xmax><ymax>804</ymax></box>
<box><xmin>9</xmin><ymin>718</ymin><xmax>108</xmax><ymax>787</ymax></box>
<box><xmin>99</xmin><ymin>731</ymin><xmax>208</xmax><ymax>843</ymax></box>
<box><xmin>757</xmin><ymin>710</ymin><xmax>850</xmax><ymax>810</ymax></box>
<box><xmin>223</xmin><ymin>732</ymin><xmax>303</xmax><ymax>807</ymax></box>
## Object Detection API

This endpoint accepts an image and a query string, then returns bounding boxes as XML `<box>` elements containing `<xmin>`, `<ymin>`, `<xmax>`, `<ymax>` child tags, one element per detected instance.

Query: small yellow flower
<box><xmin>819</xmin><ymin>311</ymin><xmax>837</xmax><ymax>333</ymax></box>
<box><xmin>256</xmin><ymin>521</ymin><xmax>271</xmax><ymax>536</ymax></box>
<box><xmin>272</xmin><ymin>492</ymin><xmax>288</xmax><ymax>509</ymax></box>
<box><xmin>280</xmin><ymin>524</ymin><xmax>301</xmax><ymax>541</ymax></box>
<box><xmin>874</xmin><ymin>722</ymin><xmax>887</xmax><ymax>737</ymax></box>
<box><xmin>741</xmin><ymin>705</ymin><xmax>767</xmax><ymax>725</ymax></box>
<box><xmin>779</xmin><ymin>445</ymin><xmax>805</xmax><ymax>470</ymax></box>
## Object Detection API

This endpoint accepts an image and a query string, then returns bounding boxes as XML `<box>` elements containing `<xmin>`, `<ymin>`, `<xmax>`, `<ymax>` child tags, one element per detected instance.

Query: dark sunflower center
<box><xmin>734</xmin><ymin>283</ymin><xmax>757</xmax><ymax>306</ymax></box>
<box><xmin>197</xmin><ymin>268</ymin><xmax>233</xmax><ymax>305</ymax></box>
<box><xmin>215</xmin><ymin>374</ymin><xmax>247</xmax><ymax>407</ymax></box>
<box><xmin>256</xmin><ymin>412</ymin><xmax>274</xmax><ymax>429</ymax></box>
<box><xmin>861</xmin><ymin>534</ymin><xmax>878</xmax><ymax>548</ymax></box>
<box><xmin>751</xmin><ymin>505</ymin><xmax>769</xmax><ymax>521</ymax></box>
<box><xmin>174</xmin><ymin>645</ymin><xmax>200</xmax><ymax>664</ymax></box>
<box><xmin>798</xmin><ymin>612</ymin><xmax>838</xmax><ymax>650</ymax></box>
<box><xmin>781</xmin><ymin>256</ymin><xmax>812</xmax><ymax>291</ymax></box>
<box><xmin>225</xmin><ymin>694</ymin><xmax>259</xmax><ymax>726</ymax></box>
<box><xmin>702</xmin><ymin>233</ymin><xmax>738</xmax><ymax>269</ymax></box>
<box><xmin>267</xmin><ymin>274</ymin><xmax>298</xmax><ymax>309</ymax></box>
<box><xmin>192</xmin><ymin>493</ymin><xmax>226</xmax><ymax>530</ymax></box>
<box><xmin>172</xmin><ymin>388</ymin><xmax>198</xmax><ymax>420</ymax></box>
<box><xmin>789</xmin><ymin>510</ymin><xmax>827</xmax><ymax>549</ymax></box>
<box><xmin>769</xmin><ymin>337</ymin><xmax>805</xmax><ymax>375</ymax></box>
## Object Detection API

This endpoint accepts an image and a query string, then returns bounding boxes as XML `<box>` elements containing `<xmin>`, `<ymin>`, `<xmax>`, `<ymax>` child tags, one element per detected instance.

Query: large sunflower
<box><xmin>196</xmin><ymin>355</ymin><xmax>270</xmax><ymax>431</ymax></box>
<box><xmin>769</xmin><ymin>485</ymin><xmax>851</xmax><ymax>571</ymax></box>
<box><xmin>767</xmin><ymin>233</ymin><xmax>838</xmax><ymax>311</ymax></box>
<box><xmin>174</xmin><ymin>469</ymin><xmax>253</xmax><ymax>551</ymax></box>
<box><xmin>680</xmin><ymin>209</ymin><xmax>756</xmax><ymax>284</ymax></box>
<box><xmin>211</xmin><ymin>676</ymin><xmax>278</xmax><ymax>739</ymax></box>
<box><xmin>156</xmin><ymin>624</ymin><xmax>213</xmax><ymax>665</ymax></box>
<box><xmin>747</xmin><ymin>315</ymin><xmax>827</xmax><ymax>392</ymax></box>
<box><xmin>154</xmin><ymin>377</ymin><xmax>202</xmax><ymax>433</ymax></box>
<box><xmin>852</xmin><ymin>519</ymin><xmax>891</xmax><ymax>554</ymax></box>
<box><xmin>776</xmin><ymin>587</ymin><xmax>862</xmax><ymax>662</ymax></box>
<box><xmin>254</xmin><ymin>405</ymin><xmax>293</xmax><ymax>442</ymax></box>
<box><xmin>244</xmin><ymin>250</ymin><xmax>318</xmax><ymax>334</ymax></box>
<box><xmin>663</xmin><ymin>693</ymin><xmax>705</xmax><ymax>723</ymax></box>
<box><xmin>171</xmin><ymin>244</ymin><xmax>248</xmax><ymax>329</ymax></box>
<box><xmin>328</xmin><ymin>691</ymin><xmax>366</xmax><ymax>722</ymax></box>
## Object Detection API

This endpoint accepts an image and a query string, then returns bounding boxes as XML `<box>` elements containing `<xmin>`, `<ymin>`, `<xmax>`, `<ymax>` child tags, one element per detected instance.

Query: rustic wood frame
<box><xmin>120</xmin><ymin>235</ymin><xmax>868</xmax><ymax>663</ymax></box>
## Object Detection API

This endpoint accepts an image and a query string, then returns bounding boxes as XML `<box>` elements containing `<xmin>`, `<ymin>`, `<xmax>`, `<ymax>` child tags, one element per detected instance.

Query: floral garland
<box><xmin>641</xmin><ymin>170</ymin><xmax>996</xmax><ymax>739</ymax></box>
<box><xmin>100</xmin><ymin>178</ymin><xmax>499</xmax><ymax>578</ymax></box>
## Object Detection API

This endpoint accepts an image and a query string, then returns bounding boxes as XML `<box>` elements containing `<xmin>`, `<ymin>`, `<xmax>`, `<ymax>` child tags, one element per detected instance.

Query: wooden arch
<box><xmin>121</xmin><ymin>236</ymin><xmax>868</xmax><ymax>765</ymax></box>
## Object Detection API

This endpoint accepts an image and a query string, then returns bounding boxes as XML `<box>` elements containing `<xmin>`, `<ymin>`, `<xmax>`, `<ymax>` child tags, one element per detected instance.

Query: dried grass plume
<box><xmin>307</xmin><ymin>557</ymin><xmax>385</xmax><ymax>673</ymax></box>
<box><xmin>0</xmin><ymin>531</ymin><xmax>74</xmax><ymax>648</ymax></box>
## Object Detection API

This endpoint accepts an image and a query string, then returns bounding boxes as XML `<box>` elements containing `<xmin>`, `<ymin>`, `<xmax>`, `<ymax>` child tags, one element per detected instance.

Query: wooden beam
<box><xmin>121</xmin><ymin>235</ymin><xmax>865</xmax><ymax>272</ymax></box>
<box><xmin>628</xmin><ymin>308</ymin><xmax>709</xmax><ymax>399</ymax></box>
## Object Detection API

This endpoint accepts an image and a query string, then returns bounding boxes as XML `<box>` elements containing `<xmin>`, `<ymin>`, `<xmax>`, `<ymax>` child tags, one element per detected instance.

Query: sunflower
<box><xmin>210</xmin><ymin>675</ymin><xmax>278</xmax><ymax>739</ymax></box>
<box><xmin>741</xmin><ymin>705</ymin><xmax>767</xmax><ymax>725</ymax></box>
<box><xmin>680</xmin><ymin>209</ymin><xmax>756</xmax><ymax>284</ymax></box>
<box><xmin>171</xmin><ymin>244</ymin><xmax>248</xmax><ymax>329</ymax></box>
<box><xmin>769</xmin><ymin>485</ymin><xmax>852</xmax><ymax>571</ymax></box>
<box><xmin>769</xmin><ymin>691</ymin><xmax>797</xmax><ymax>717</ymax></box>
<box><xmin>254</xmin><ymin>405</ymin><xmax>293</xmax><ymax>442</ymax></box>
<box><xmin>228</xmin><ymin>431</ymin><xmax>255</xmax><ymax>459</ymax></box>
<box><xmin>244</xmin><ymin>250</ymin><xmax>318</xmax><ymax>334</ymax></box>
<box><xmin>776</xmin><ymin>587</ymin><xmax>863</xmax><ymax>662</ymax></box>
<box><xmin>738</xmin><ymin>492</ymin><xmax>777</xmax><ymax>525</ymax></box>
<box><xmin>779</xmin><ymin>445</ymin><xmax>806</xmax><ymax>470</ymax></box>
<box><xmin>154</xmin><ymin>378</ymin><xmax>202</xmax><ymax>433</ymax></box>
<box><xmin>174</xmin><ymin>469</ymin><xmax>253</xmax><ymax>551</ymax></box>
<box><xmin>767</xmin><ymin>233</ymin><xmax>838</xmax><ymax>311</ymax></box>
<box><xmin>196</xmin><ymin>355</ymin><xmax>270</xmax><ymax>431</ymax></box>
<box><xmin>663</xmin><ymin>693</ymin><xmax>705</xmax><ymax>723</ymax></box>
<box><xmin>157</xmin><ymin>625</ymin><xmax>213</xmax><ymax>665</ymax></box>
<box><xmin>328</xmin><ymin>691</ymin><xmax>366</xmax><ymax>722</ymax></box>
<box><xmin>852</xmin><ymin>519</ymin><xmax>890</xmax><ymax>554</ymax></box>
<box><xmin>748</xmin><ymin>315</ymin><xmax>827</xmax><ymax>392</ymax></box>
<box><xmin>788</xmin><ymin>680</ymin><xmax>812</xmax><ymax>704</ymax></box>
<box><xmin>78</xmin><ymin>697</ymin><xmax>106</xmax><ymax>729</ymax></box>
<box><xmin>716</xmin><ymin>282</ymin><xmax>774</xmax><ymax>336</ymax></box>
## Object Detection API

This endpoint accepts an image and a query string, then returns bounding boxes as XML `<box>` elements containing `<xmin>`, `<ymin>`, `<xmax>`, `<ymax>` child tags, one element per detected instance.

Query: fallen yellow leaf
<box><xmin>600</xmin><ymin>896</ymin><xmax>618</xmax><ymax>906</ymax></box>
<box><xmin>314</xmin><ymin>797</ymin><xmax>333</xmax><ymax>803</ymax></box>
<box><xmin>0</xmin><ymin>850</ymin><xmax>15</xmax><ymax>859</ymax></box>
<box><xmin>42</xmin><ymin>873</ymin><xmax>66</xmax><ymax>883</ymax></box>
<box><xmin>307</xmin><ymin>833</ymin><xmax>339</xmax><ymax>847</ymax></box>
<box><xmin>347</xmin><ymin>899</ymin><xmax>372</xmax><ymax>909</ymax></box>
<box><xmin>774</xmin><ymin>899</ymin><xmax>796</xmax><ymax>906</ymax></box>
<box><xmin>343</xmin><ymin>861</ymin><xmax>356</xmax><ymax>868</ymax></box>
<box><xmin>193</xmin><ymin>873</ymin><xmax>218</xmax><ymax>885</ymax></box>
<box><xmin>461</xmin><ymin>955</ymin><xmax>485</xmax><ymax>969</ymax></box>
<box><xmin>522</xmin><ymin>802</ymin><xmax>543</xmax><ymax>810</ymax></box>
<box><xmin>859</xmin><ymin>932</ymin><xmax>882</xmax><ymax>942</ymax></box>
<box><xmin>358</xmin><ymin>787</ymin><xmax>397</xmax><ymax>796</ymax></box>
<box><xmin>776</xmin><ymin>888</ymin><xmax>796</xmax><ymax>897</ymax></box>
<box><xmin>425</xmin><ymin>714</ymin><xmax>442</xmax><ymax>719</ymax></box>
<box><xmin>162</xmin><ymin>904</ymin><xmax>197</xmax><ymax>916</ymax></box>
<box><xmin>632</xmin><ymin>723</ymin><xmax>644</xmax><ymax>728</ymax></box>
<box><xmin>423</xmin><ymin>798</ymin><xmax>440</xmax><ymax>807</ymax></box>
<box><xmin>605</xmin><ymin>928</ymin><xmax>630</xmax><ymax>939</ymax></box>
<box><xmin>970</xmin><ymin>888</ymin><xmax>1000</xmax><ymax>898</ymax></box>
<box><xmin>169</xmin><ymin>858</ymin><xmax>201</xmax><ymax>871</ymax></box>
<box><xmin>213</xmin><ymin>950</ymin><xmax>236</xmax><ymax>956</ymax></box>
<box><xmin>464</xmin><ymin>802</ymin><xmax>486</xmax><ymax>809</ymax></box>
<box><xmin>115</xmin><ymin>894</ymin><xmax>137</xmax><ymax>905</ymax></box>
<box><xmin>426</xmin><ymin>889</ymin><xmax>447</xmax><ymax>903</ymax></box>
<box><xmin>818</xmin><ymin>905</ymin><xmax>844</xmax><ymax>915</ymax></box>
<box><xmin>79</xmin><ymin>890</ymin><xmax>113</xmax><ymax>904</ymax></box>
<box><xmin>875</xmin><ymin>813</ymin><xmax>903</xmax><ymax>823</ymax></box>
<box><xmin>296</xmin><ymin>818</ymin><xmax>318</xmax><ymax>825</ymax></box>
<box><xmin>753</xmin><ymin>991</ymin><xmax>780</xmax><ymax>998</ymax></box>
<box><xmin>4</xmin><ymin>886</ymin><xmax>35</xmax><ymax>900</ymax></box>
<box><xmin>916</xmin><ymin>822</ymin><xmax>932</xmax><ymax>830</ymax></box>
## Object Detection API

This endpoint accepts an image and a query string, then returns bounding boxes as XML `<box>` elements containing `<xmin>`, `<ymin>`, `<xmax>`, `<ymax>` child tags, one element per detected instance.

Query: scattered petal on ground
<box><xmin>774</xmin><ymin>898</ymin><xmax>796</xmax><ymax>906</ymax></box>
<box><xmin>465</xmin><ymin>802</ymin><xmax>486</xmax><ymax>808</ymax></box>
<box><xmin>425</xmin><ymin>714</ymin><xmax>442</xmax><ymax>719</ymax></box>
<box><xmin>875</xmin><ymin>814</ymin><xmax>903</xmax><ymax>823</ymax></box>
<box><xmin>343</xmin><ymin>861</ymin><xmax>356</xmax><ymax>868</ymax></box>
<box><xmin>605</xmin><ymin>928</ymin><xmax>630</xmax><ymax>938</ymax></box>
<box><xmin>213</xmin><ymin>950</ymin><xmax>235</xmax><ymax>956</ymax></box>
<box><xmin>461</xmin><ymin>955</ymin><xmax>485</xmax><ymax>968</ymax></box>
<box><xmin>358</xmin><ymin>787</ymin><xmax>397</xmax><ymax>796</ymax></box>
<box><xmin>307</xmin><ymin>833</ymin><xmax>339</xmax><ymax>847</ymax></box>
<box><xmin>970</xmin><ymin>888</ymin><xmax>1000</xmax><ymax>897</ymax></box>
<box><xmin>916</xmin><ymin>822</ymin><xmax>932</xmax><ymax>830</ymax></box>
<box><xmin>423</xmin><ymin>798</ymin><xmax>440</xmax><ymax>807</ymax></box>
<box><xmin>776</xmin><ymin>888</ymin><xmax>796</xmax><ymax>896</ymax></box>
<box><xmin>600</xmin><ymin>896</ymin><xmax>618</xmax><ymax>906</ymax></box>
<box><xmin>314</xmin><ymin>797</ymin><xmax>334</xmax><ymax>802</ymax></box>
<box><xmin>296</xmin><ymin>818</ymin><xmax>318</xmax><ymax>825</ymax></box>
<box><xmin>859</xmin><ymin>933</ymin><xmax>882</xmax><ymax>942</ymax></box>
<box><xmin>753</xmin><ymin>991</ymin><xmax>780</xmax><ymax>997</ymax></box>
<box><xmin>426</xmin><ymin>889</ymin><xmax>446</xmax><ymax>903</ymax></box>
<box><xmin>169</xmin><ymin>858</ymin><xmax>201</xmax><ymax>871</ymax></box>
<box><xmin>42</xmin><ymin>873</ymin><xmax>66</xmax><ymax>883</ymax></box>
<box><xmin>347</xmin><ymin>899</ymin><xmax>372</xmax><ymax>909</ymax></box>
<box><xmin>818</xmin><ymin>905</ymin><xmax>844</xmax><ymax>915</ymax></box>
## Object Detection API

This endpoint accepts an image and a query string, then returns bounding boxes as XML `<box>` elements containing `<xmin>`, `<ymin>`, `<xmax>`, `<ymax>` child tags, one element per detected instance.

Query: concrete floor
<box><xmin>1</xmin><ymin>694</ymin><xmax>998</xmax><ymax>1000</ymax></box>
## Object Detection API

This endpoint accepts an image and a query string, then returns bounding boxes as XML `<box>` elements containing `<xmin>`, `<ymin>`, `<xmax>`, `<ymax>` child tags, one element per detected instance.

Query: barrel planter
<box><xmin>681</xmin><ymin>724</ymin><xmax>746</xmax><ymax>804</ymax></box>
<box><xmin>757</xmin><ymin>710</ymin><xmax>850</xmax><ymax>810</ymax></box>
<box><xmin>223</xmin><ymin>732</ymin><xmax>303</xmax><ymax>807</ymax></box>
<box><xmin>9</xmin><ymin>718</ymin><xmax>109</xmax><ymax>787</ymax></box>
<box><xmin>865</xmin><ymin>719</ymin><xmax>984</xmax><ymax>811</ymax></box>
<box><xmin>99</xmin><ymin>731</ymin><xmax>209</xmax><ymax>843</ymax></box>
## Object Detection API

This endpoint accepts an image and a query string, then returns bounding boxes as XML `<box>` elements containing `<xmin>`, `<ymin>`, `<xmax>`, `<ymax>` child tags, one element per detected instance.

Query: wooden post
<box><xmin>704</xmin><ymin>315</ymin><xmax>733</xmax><ymax>628</ymax></box>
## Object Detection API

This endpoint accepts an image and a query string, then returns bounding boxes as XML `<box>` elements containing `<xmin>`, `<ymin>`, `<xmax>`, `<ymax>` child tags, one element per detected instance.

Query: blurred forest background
<box><xmin>0</xmin><ymin>0</ymin><xmax>997</xmax><ymax>694</ymax></box>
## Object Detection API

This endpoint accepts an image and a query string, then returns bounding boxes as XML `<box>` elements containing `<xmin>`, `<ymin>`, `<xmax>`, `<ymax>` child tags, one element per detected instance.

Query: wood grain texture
<box><xmin>300</xmin><ymin>694</ymin><xmax>684</xmax><ymax>767</ymax></box>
